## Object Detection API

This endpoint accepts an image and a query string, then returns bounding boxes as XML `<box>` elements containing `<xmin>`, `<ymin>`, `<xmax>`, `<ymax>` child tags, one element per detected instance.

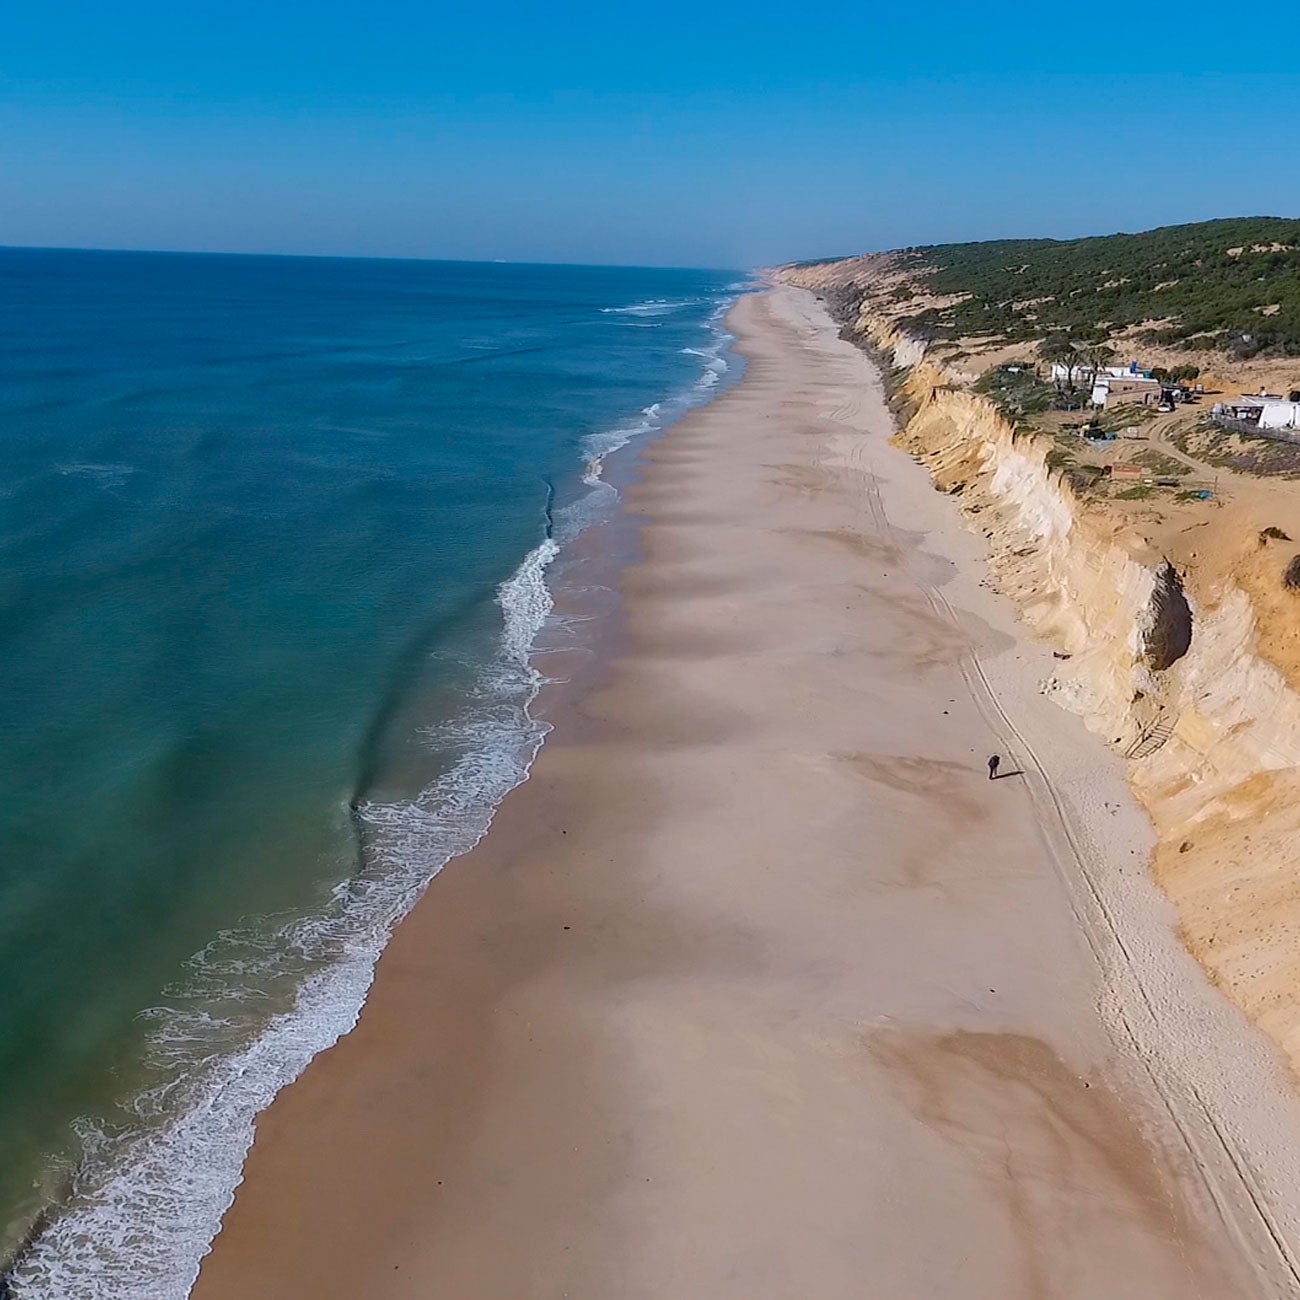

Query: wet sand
<box><xmin>191</xmin><ymin>288</ymin><xmax>1300</xmax><ymax>1298</ymax></box>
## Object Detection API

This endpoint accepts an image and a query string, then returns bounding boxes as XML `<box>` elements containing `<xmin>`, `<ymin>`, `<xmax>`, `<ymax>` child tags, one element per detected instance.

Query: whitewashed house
<box><xmin>1049</xmin><ymin>361</ymin><xmax>1091</xmax><ymax>385</ymax></box>
<box><xmin>1091</xmin><ymin>368</ymin><xmax>1162</xmax><ymax>408</ymax></box>
<box><xmin>1213</xmin><ymin>394</ymin><xmax>1300</xmax><ymax>430</ymax></box>
<box><xmin>1051</xmin><ymin>361</ymin><xmax>1153</xmax><ymax>383</ymax></box>
<box><xmin>1091</xmin><ymin>377</ymin><xmax>1162</xmax><ymax>408</ymax></box>
<box><xmin>1051</xmin><ymin>360</ymin><xmax>1162</xmax><ymax>407</ymax></box>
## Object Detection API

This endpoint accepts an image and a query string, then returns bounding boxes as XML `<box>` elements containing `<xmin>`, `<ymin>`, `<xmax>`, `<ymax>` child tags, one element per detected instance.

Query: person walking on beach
<box><xmin>987</xmin><ymin>754</ymin><xmax>1000</xmax><ymax>781</ymax></box>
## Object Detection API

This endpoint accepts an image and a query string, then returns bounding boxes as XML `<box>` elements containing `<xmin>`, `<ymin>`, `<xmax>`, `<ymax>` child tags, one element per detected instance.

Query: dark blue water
<box><xmin>0</xmin><ymin>248</ymin><xmax>739</xmax><ymax>1297</ymax></box>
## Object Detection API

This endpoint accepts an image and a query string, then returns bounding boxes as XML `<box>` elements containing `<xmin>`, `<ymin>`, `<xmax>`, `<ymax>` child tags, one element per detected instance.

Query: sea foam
<box><xmin>5</xmin><ymin>296</ymin><xmax>737</xmax><ymax>1300</ymax></box>
<box><xmin>6</xmin><ymin>535</ymin><xmax>559</xmax><ymax>1300</ymax></box>
<box><xmin>576</xmin><ymin>305</ymin><xmax>733</xmax><ymax>495</ymax></box>
<box><xmin>599</xmin><ymin>298</ymin><xmax>691</xmax><ymax>317</ymax></box>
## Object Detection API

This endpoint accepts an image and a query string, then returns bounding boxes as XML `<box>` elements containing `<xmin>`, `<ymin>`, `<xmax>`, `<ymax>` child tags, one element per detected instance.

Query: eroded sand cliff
<box><xmin>779</xmin><ymin>260</ymin><xmax>1300</xmax><ymax>1073</ymax></box>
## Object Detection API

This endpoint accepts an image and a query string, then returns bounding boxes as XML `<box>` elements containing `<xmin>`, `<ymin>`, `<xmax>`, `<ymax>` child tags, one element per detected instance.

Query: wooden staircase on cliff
<box><xmin>1125</xmin><ymin>717</ymin><xmax>1176</xmax><ymax>760</ymax></box>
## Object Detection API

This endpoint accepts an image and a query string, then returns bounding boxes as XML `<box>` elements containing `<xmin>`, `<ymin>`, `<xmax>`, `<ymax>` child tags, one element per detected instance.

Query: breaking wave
<box><xmin>4</xmin><ymin>295</ymin><xmax>739</xmax><ymax>1300</ymax></box>
<box><xmin>571</xmin><ymin>303</ymin><xmax>735</xmax><ymax>520</ymax></box>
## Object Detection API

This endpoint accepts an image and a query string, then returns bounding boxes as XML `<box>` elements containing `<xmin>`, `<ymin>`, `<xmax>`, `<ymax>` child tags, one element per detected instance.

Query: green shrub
<box><xmin>882</xmin><ymin>218</ymin><xmax>1300</xmax><ymax>357</ymax></box>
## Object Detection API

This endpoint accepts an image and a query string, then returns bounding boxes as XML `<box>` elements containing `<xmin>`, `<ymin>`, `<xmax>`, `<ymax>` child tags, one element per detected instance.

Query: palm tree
<box><xmin>1082</xmin><ymin>342</ymin><xmax>1117</xmax><ymax>392</ymax></box>
<box><xmin>1038</xmin><ymin>334</ymin><xmax>1079</xmax><ymax>391</ymax></box>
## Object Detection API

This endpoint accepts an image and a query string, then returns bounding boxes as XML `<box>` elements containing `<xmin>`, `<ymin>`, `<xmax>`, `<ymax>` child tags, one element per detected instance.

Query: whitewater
<box><xmin>4</xmin><ymin>287</ymin><xmax>738</xmax><ymax>1300</ymax></box>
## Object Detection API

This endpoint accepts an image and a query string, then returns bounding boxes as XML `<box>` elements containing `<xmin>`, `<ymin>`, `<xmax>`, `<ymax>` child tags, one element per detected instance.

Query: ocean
<box><xmin>0</xmin><ymin>248</ymin><xmax>740</xmax><ymax>1297</ymax></box>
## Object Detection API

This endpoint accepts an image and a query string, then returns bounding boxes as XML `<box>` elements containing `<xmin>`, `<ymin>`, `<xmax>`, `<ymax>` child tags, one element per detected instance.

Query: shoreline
<box><xmin>3</xmin><ymin>295</ymin><xmax>740</xmax><ymax>1300</ymax></box>
<box><xmin>192</xmin><ymin>288</ymin><xmax>1300</xmax><ymax>1297</ymax></box>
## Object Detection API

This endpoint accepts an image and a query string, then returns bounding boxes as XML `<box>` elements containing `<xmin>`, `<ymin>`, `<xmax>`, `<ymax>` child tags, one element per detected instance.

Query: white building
<box><xmin>1051</xmin><ymin>361</ymin><xmax>1153</xmax><ymax>384</ymax></box>
<box><xmin>1213</xmin><ymin>395</ymin><xmax>1300</xmax><ymax>430</ymax></box>
<box><xmin>1091</xmin><ymin>374</ymin><xmax>1162</xmax><ymax>408</ymax></box>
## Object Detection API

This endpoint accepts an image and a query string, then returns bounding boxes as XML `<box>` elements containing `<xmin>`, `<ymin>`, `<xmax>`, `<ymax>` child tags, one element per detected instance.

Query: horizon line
<box><xmin>0</xmin><ymin>240</ymin><xmax>746</xmax><ymax>277</ymax></box>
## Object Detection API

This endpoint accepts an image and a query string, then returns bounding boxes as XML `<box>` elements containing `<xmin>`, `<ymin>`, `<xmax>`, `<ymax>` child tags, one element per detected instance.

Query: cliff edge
<box><xmin>777</xmin><ymin>255</ymin><xmax>1300</xmax><ymax>1075</ymax></box>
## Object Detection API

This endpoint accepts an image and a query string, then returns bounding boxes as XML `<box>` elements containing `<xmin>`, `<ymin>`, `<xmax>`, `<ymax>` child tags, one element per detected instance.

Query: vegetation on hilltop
<box><xmin>786</xmin><ymin>254</ymin><xmax>858</xmax><ymax>269</ymax></box>
<box><xmin>884</xmin><ymin>218</ymin><xmax>1300</xmax><ymax>358</ymax></box>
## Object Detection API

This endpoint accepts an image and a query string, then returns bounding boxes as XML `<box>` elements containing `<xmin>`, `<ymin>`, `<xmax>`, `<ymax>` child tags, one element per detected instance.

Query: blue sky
<box><xmin>3</xmin><ymin>1</ymin><xmax>1300</xmax><ymax>268</ymax></box>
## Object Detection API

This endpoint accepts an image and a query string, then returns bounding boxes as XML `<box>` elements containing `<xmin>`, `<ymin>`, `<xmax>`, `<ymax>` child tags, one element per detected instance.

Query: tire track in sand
<box><xmin>783</xmin><ymin>287</ymin><xmax>1300</xmax><ymax>1296</ymax></box>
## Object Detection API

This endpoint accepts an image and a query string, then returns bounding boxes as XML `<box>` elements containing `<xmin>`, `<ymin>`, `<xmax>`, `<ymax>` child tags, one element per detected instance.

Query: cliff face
<box><xmin>780</xmin><ymin>267</ymin><xmax>1300</xmax><ymax>1072</ymax></box>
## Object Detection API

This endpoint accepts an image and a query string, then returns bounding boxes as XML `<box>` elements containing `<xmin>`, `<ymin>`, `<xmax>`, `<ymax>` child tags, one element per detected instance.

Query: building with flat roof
<box><xmin>1213</xmin><ymin>395</ymin><xmax>1300</xmax><ymax>430</ymax></box>
<box><xmin>1091</xmin><ymin>374</ymin><xmax>1162</xmax><ymax>408</ymax></box>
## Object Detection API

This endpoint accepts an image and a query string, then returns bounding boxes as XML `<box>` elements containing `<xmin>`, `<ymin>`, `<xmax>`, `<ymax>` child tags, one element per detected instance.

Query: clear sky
<box><xmin>4</xmin><ymin>1</ymin><xmax>1300</xmax><ymax>269</ymax></box>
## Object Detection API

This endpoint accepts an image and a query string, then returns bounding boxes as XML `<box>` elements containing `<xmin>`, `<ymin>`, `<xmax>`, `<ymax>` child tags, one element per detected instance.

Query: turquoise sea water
<box><xmin>0</xmin><ymin>249</ymin><xmax>739</xmax><ymax>1297</ymax></box>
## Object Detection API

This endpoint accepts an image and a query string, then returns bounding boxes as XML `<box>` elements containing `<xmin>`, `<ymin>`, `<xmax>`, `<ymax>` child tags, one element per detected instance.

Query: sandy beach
<box><xmin>191</xmin><ymin>287</ymin><xmax>1300</xmax><ymax>1299</ymax></box>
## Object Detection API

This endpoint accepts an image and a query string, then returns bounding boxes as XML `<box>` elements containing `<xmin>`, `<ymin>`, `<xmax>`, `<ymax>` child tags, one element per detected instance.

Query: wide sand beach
<box><xmin>192</xmin><ymin>287</ymin><xmax>1300</xmax><ymax>1298</ymax></box>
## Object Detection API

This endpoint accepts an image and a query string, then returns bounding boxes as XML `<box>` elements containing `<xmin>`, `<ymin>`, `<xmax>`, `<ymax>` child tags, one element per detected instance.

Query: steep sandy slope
<box><xmin>779</xmin><ymin>261</ymin><xmax>1300</xmax><ymax>1074</ymax></box>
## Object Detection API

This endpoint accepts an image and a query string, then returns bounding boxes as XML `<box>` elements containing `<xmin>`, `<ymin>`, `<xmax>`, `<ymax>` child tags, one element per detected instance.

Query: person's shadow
<box><xmin>991</xmin><ymin>768</ymin><xmax>1025</xmax><ymax>780</ymax></box>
